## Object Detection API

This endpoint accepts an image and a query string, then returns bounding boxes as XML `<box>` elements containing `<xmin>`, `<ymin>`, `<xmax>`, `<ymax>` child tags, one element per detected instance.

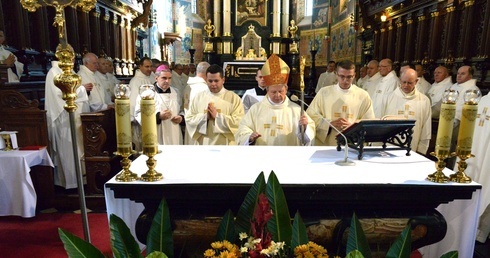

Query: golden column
<box><xmin>20</xmin><ymin>0</ymin><xmax>97</xmax><ymax>242</ymax></box>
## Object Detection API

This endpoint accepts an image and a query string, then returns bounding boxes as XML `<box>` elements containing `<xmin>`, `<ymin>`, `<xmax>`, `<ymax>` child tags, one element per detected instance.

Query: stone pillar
<box><xmin>272</xmin><ymin>0</ymin><xmax>281</xmax><ymax>37</ymax></box>
<box><xmin>213</xmin><ymin>0</ymin><xmax>221</xmax><ymax>37</ymax></box>
<box><xmin>281</xmin><ymin>0</ymin><xmax>290</xmax><ymax>38</ymax></box>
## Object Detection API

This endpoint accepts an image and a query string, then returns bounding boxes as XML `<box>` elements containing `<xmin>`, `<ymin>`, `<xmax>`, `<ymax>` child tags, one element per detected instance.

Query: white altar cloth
<box><xmin>0</xmin><ymin>148</ymin><xmax>53</xmax><ymax>218</ymax></box>
<box><xmin>105</xmin><ymin>145</ymin><xmax>480</xmax><ymax>257</ymax></box>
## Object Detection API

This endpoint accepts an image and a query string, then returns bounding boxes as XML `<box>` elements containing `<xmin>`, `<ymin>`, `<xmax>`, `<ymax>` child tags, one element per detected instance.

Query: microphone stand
<box><xmin>291</xmin><ymin>95</ymin><xmax>355</xmax><ymax>166</ymax></box>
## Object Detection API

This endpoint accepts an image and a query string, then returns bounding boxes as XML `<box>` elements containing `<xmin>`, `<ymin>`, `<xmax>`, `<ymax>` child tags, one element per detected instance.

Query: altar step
<box><xmin>46</xmin><ymin>186</ymin><xmax>107</xmax><ymax>213</ymax></box>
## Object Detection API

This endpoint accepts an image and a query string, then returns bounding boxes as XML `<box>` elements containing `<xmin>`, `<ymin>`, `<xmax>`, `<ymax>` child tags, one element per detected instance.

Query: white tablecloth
<box><xmin>105</xmin><ymin>145</ymin><xmax>480</xmax><ymax>256</ymax></box>
<box><xmin>0</xmin><ymin>148</ymin><xmax>54</xmax><ymax>217</ymax></box>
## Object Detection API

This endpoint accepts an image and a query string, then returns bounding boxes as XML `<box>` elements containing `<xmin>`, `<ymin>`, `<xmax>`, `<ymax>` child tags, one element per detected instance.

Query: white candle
<box><xmin>140</xmin><ymin>98</ymin><xmax>158</xmax><ymax>153</ymax></box>
<box><xmin>435</xmin><ymin>103</ymin><xmax>456</xmax><ymax>154</ymax></box>
<box><xmin>456</xmin><ymin>103</ymin><xmax>478</xmax><ymax>154</ymax></box>
<box><xmin>115</xmin><ymin>98</ymin><xmax>132</xmax><ymax>153</ymax></box>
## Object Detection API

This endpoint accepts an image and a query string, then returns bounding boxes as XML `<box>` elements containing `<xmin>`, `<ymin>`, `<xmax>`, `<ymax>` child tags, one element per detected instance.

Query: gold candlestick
<box><xmin>114</xmin><ymin>84</ymin><xmax>138</xmax><ymax>182</ymax></box>
<box><xmin>427</xmin><ymin>90</ymin><xmax>458</xmax><ymax>183</ymax></box>
<box><xmin>139</xmin><ymin>84</ymin><xmax>163</xmax><ymax>182</ymax></box>
<box><xmin>1</xmin><ymin>133</ymin><xmax>13</xmax><ymax>151</ymax></box>
<box><xmin>449</xmin><ymin>90</ymin><xmax>481</xmax><ymax>183</ymax></box>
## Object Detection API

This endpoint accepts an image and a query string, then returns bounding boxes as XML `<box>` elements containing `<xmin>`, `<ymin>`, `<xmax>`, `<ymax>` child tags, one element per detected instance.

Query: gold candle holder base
<box><xmin>114</xmin><ymin>149</ymin><xmax>138</xmax><ymax>182</ymax></box>
<box><xmin>140</xmin><ymin>149</ymin><xmax>163</xmax><ymax>182</ymax></box>
<box><xmin>449</xmin><ymin>152</ymin><xmax>474</xmax><ymax>183</ymax></box>
<box><xmin>426</xmin><ymin>151</ymin><xmax>453</xmax><ymax>183</ymax></box>
<box><xmin>1</xmin><ymin>134</ymin><xmax>14</xmax><ymax>151</ymax></box>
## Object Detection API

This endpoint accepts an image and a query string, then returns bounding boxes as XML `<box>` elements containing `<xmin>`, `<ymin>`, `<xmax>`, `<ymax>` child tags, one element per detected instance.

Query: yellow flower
<box><xmin>211</xmin><ymin>241</ymin><xmax>224</xmax><ymax>249</ymax></box>
<box><xmin>204</xmin><ymin>249</ymin><xmax>216</xmax><ymax>257</ymax></box>
<box><xmin>294</xmin><ymin>241</ymin><xmax>329</xmax><ymax>258</ymax></box>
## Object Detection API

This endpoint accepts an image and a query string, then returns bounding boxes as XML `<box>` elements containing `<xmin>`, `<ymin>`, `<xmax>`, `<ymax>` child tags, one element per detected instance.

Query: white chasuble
<box><xmin>307</xmin><ymin>84</ymin><xmax>374</xmax><ymax>146</ymax></box>
<box><xmin>236</xmin><ymin>97</ymin><xmax>315</xmax><ymax>146</ymax></box>
<box><xmin>185</xmin><ymin>88</ymin><xmax>244</xmax><ymax>145</ymax></box>
<box><xmin>381</xmin><ymin>88</ymin><xmax>432</xmax><ymax>154</ymax></box>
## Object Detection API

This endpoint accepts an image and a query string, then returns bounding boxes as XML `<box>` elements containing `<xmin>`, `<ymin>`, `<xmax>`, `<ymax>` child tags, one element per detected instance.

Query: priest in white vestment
<box><xmin>356</xmin><ymin>66</ymin><xmax>368</xmax><ymax>90</ymax></box>
<box><xmin>465</xmin><ymin>93</ymin><xmax>490</xmax><ymax>243</ymax></box>
<box><xmin>363</xmin><ymin>60</ymin><xmax>381</xmax><ymax>98</ymax></box>
<box><xmin>135</xmin><ymin>65</ymin><xmax>183</xmax><ymax>145</ymax></box>
<box><xmin>185</xmin><ymin>64</ymin><xmax>244</xmax><ymax>145</ymax></box>
<box><xmin>307</xmin><ymin>60</ymin><xmax>375</xmax><ymax>146</ymax></box>
<box><xmin>183</xmin><ymin>61</ymin><xmax>211</xmax><ymax>145</ymax></box>
<box><xmin>96</xmin><ymin>57</ymin><xmax>116</xmax><ymax>104</ymax></box>
<box><xmin>427</xmin><ymin>66</ymin><xmax>453</xmax><ymax>118</ymax></box>
<box><xmin>129</xmin><ymin>57</ymin><xmax>155</xmax><ymax>151</ymax></box>
<box><xmin>381</xmin><ymin>68</ymin><xmax>432</xmax><ymax>155</ymax></box>
<box><xmin>241</xmin><ymin>69</ymin><xmax>267</xmax><ymax>113</ymax></box>
<box><xmin>236</xmin><ymin>54</ymin><xmax>315</xmax><ymax>146</ymax></box>
<box><xmin>0</xmin><ymin>30</ymin><xmax>23</xmax><ymax>82</ymax></box>
<box><xmin>372</xmin><ymin>59</ymin><xmax>400</xmax><ymax>118</ymax></box>
<box><xmin>415</xmin><ymin>64</ymin><xmax>431</xmax><ymax>95</ymax></box>
<box><xmin>45</xmin><ymin>60</ymin><xmax>90</xmax><ymax>189</ymax></box>
<box><xmin>171</xmin><ymin>64</ymin><xmax>186</xmax><ymax>102</ymax></box>
<box><xmin>315</xmin><ymin>61</ymin><xmax>337</xmax><ymax>93</ymax></box>
<box><xmin>78</xmin><ymin>53</ymin><xmax>113</xmax><ymax>112</ymax></box>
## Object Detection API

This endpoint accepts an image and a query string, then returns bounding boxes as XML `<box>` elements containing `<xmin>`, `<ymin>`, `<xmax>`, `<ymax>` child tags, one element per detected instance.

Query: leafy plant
<box><xmin>59</xmin><ymin>171</ymin><xmax>459</xmax><ymax>258</ymax></box>
<box><xmin>58</xmin><ymin>198</ymin><xmax>172</xmax><ymax>258</ymax></box>
<box><xmin>211</xmin><ymin>171</ymin><xmax>311</xmax><ymax>257</ymax></box>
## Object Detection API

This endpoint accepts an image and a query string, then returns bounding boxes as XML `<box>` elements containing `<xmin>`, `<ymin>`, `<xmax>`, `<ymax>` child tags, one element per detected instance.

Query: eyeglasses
<box><xmin>337</xmin><ymin>75</ymin><xmax>355</xmax><ymax>81</ymax></box>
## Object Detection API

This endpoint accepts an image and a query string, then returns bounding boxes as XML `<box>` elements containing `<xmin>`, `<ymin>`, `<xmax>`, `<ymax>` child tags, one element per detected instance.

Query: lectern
<box><xmin>336</xmin><ymin>119</ymin><xmax>416</xmax><ymax>160</ymax></box>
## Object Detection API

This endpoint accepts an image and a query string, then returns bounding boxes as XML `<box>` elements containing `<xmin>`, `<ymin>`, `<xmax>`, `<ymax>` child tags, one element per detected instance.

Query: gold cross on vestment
<box><xmin>334</xmin><ymin>105</ymin><xmax>353</xmax><ymax>119</ymax></box>
<box><xmin>478</xmin><ymin>107</ymin><xmax>489</xmax><ymax>126</ymax></box>
<box><xmin>263</xmin><ymin>116</ymin><xmax>284</xmax><ymax>137</ymax></box>
<box><xmin>397</xmin><ymin>104</ymin><xmax>415</xmax><ymax>118</ymax></box>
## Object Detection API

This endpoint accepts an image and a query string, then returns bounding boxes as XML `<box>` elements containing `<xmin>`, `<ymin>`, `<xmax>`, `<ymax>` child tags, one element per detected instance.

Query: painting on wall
<box><xmin>236</xmin><ymin>0</ymin><xmax>267</xmax><ymax>26</ymax></box>
<box><xmin>330</xmin><ymin>17</ymin><xmax>360</xmax><ymax>62</ymax></box>
<box><xmin>299</xmin><ymin>29</ymin><xmax>328</xmax><ymax>67</ymax></box>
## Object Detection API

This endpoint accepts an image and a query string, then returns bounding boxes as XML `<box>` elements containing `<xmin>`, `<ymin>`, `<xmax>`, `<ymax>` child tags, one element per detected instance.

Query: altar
<box><xmin>104</xmin><ymin>145</ymin><xmax>480</xmax><ymax>257</ymax></box>
<box><xmin>0</xmin><ymin>148</ymin><xmax>54</xmax><ymax>218</ymax></box>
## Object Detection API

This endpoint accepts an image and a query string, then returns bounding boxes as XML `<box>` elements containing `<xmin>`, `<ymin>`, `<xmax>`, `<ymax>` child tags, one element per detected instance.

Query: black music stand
<box><xmin>336</xmin><ymin>119</ymin><xmax>416</xmax><ymax>160</ymax></box>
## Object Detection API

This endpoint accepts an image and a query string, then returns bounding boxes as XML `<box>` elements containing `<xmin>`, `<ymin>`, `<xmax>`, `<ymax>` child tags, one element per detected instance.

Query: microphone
<box><xmin>291</xmin><ymin>95</ymin><xmax>355</xmax><ymax>166</ymax></box>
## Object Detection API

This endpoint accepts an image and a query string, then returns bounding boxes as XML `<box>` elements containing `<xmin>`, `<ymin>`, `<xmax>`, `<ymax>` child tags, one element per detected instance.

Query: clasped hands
<box><xmin>159</xmin><ymin>109</ymin><xmax>182</xmax><ymax>124</ymax></box>
<box><xmin>1</xmin><ymin>54</ymin><xmax>15</xmax><ymax>67</ymax></box>
<box><xmin>207</xmin><ymin>102</ymin><xmax>218</xmax><ymax>120</ymax></box>
<box><xmin>330</xmin><ymin>117</ymin><xmax>350</xmax><ymax>131</ymax></box>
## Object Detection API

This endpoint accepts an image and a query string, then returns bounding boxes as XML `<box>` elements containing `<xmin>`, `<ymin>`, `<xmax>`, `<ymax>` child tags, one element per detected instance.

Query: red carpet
<box><xmin>0</xmin><ymin>213</ymin><xmax>111</xmax><ymax>258</ymax></box>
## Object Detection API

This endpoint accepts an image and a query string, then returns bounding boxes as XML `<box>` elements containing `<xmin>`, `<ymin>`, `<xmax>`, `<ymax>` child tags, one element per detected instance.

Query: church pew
<box><xmin>81</xmin><ymin>108</ymin><xmax>122</xmax><ymax>196</ymax></box>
